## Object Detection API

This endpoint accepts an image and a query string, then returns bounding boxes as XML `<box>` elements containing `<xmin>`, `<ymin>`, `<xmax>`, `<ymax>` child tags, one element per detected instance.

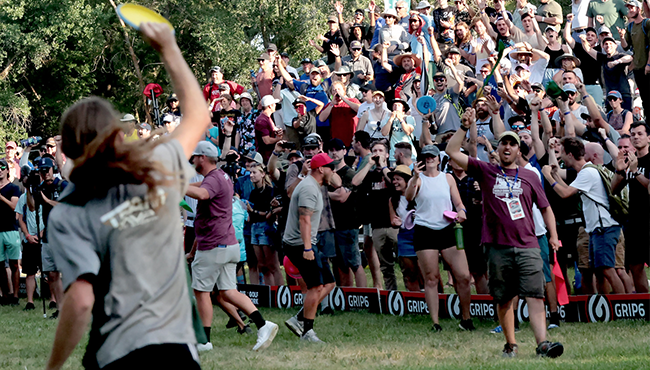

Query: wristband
<box><xmin>582</xmin><ymin>95</ymin><xmax>590</xmax><ymax>100</ymax></box>
<box><xmin>604</xmin><ymin>137</ymin><xmax>609</xmax><ymax>141</ymax></box>
<box><xmin>460</xmin><ymin>125</ymin><xmax>469</xmax><ymax>131</ymax></box>
<box><xmin>551</xmin><ymin>181</ymin><xmax>558</xmax><ymax>188</ymax></box>
<box><xmin>489</xmin><ymin>150</ymin><xmax>496</xmax><ymax>154</ymax></box>
<box><xmin>542</xmin><ymin>17</ymin><xmax>545</xmax><ymax>22</ymax></box>
<box><xmin>304</xmin><ymin>248</ymin><xmax>313</xmax><ymax>252</ymax></box>
<box><xmin>272</xmin><ymin>151</ymin><xmax>281</xmax><ymax>157</ymax></box>
<box><xmin>381</xmin><ymin>166</ymin><xmax>388</xmax><ymax>171</ymax></box>
<box><xmin>461</xmin><ymin>208</ymin><xmax>467</xmax><ymax>213</ymax></box>
<box><xmin>647</xmin><ymin>63</ymin><xmax>650</xmax><ymax>67</ymax></box>
<box><xmin>563</xmin><ymin>111</ymin><xmax>571</xmax><ymax>115</ymax></box>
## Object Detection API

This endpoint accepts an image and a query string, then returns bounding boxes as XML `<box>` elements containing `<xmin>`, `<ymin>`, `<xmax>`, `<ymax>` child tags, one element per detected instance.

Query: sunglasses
<box><xmin>351</xmin><ymin>48</ymin><xmax>362</xmax><ymax>51</ymax></box>
<box><xmin>434</xmin><ymin>77</ymin><xmax>446</xmax><ymax>82</ymax></box>
<box><xmin>512</xmin><ymin>125</ymin><xmax>526</xmax><ymax>130</ymax></box>
<box><xmin>480</xmin><ymin>70</ymin><xmax>489</xmax><ymax>74</ymax></box>
<box><xmin>395</xmin><ymin>6</ymin><xmax>405</xmax><ymax>9</ymax></box>
<box><xmin>607</xmin><ymin>97</ymin><xmax>619</xmax><ymax>101</ymax></box>
<box><xmin>532</xmin><ymin>88</ymin><xmax>543</xmax><ymax>93</ymax></box>
<box><xmin>410</xmin><ymin>19</ymin><xmax>420</xmax><ymax>23</ymax></box>
<box><xmin>566</xmin><ymin>92</ymin><xmax>577</xmax><ymax>96</ymax></box>
<box><xmin>0</xmin><ymin>165</ymin><xmax>7</xmax><ymax>171</ymax></box>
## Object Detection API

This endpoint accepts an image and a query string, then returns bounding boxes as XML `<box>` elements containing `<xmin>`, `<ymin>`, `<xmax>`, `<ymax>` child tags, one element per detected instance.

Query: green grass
<box><xmin>1</xmin><ymin>303</ymin><xmax>648</xmax><ymax>370</ymax></box>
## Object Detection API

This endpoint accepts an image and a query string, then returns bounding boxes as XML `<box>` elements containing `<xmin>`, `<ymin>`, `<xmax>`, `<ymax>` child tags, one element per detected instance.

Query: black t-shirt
<box><xmin>330</xmin><ymin>165</ymin><xmax>358</xmax><ymax>230</ymax></box>
<box><xmin>249</xmin><ymin>185</ymin><xmax>275</xmax><ymax>224</ymax></box>
<box><xmin>292</xmin><ymin>110</ymin><xmax>318</xmax><ymax>138</ymax></box>
<box><xmin>596</xmin><ymin>52</ymin><xmax>632</xmax><ymax>96</ymax></box>
<box><xmin>214</xmin><ymin>109</ymin><xmax>242</xmax><ymax>148</ymax></box>
<box><xmin>358</xmin><ymin>168</ymin><xmax>393</xmax><ymax>228</ymax></box>
<box><xmin>432</xmin><ymin>6</ymin><xmax>457</xmax><ymax>32</ymax></box>
<box><xmin>539</xmin><ymin>153</ymin><xmax>581</xmax><ymax>221</ymax></box>
<box><xmin>322</xmin><ymin>30</ymin><xmax>346</xmax><ymax>65</ymax></box>
<box><xmin>628</xmin><ymin>153</ymin><xmax>650</xmax><ymax>227</ymax></box>
<box><xmin>37</xmin><ymin>178</ymin><xmax>69</xmax><ymax>242</ymax></box>
<box><xmin>0</xmin><ymin>183</ymin><xmax>21</xmax><ymax>232</ymax></box>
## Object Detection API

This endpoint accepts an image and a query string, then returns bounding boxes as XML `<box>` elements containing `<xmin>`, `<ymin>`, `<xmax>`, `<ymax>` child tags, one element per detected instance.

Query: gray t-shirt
<box><xmin>48</xmin><ymin>139</ymin><xmax>197</xmax><ymax>368</ymax></box>
<box><xmin>283</xmin><ymin>175</ymin><xmax>323</xmax><ymax>247</ymax></box>
<box><xmin>433</xmin><ymin>88</ymin><xmax>462</xmax><ymax>133</ymax></box>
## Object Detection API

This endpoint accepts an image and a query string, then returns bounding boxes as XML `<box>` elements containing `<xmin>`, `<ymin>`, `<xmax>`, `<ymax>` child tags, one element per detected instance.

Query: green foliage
<box><xmin>0</xmin><ymin>0</ymin><xmax>373</xmax><ymax>138</ymax></box>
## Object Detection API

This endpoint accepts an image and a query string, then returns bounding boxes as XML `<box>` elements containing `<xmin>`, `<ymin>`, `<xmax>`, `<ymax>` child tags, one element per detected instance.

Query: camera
<box><xmin>221</xmin><ymin>153</ymin><xmax>243</xmax><ymax>181</ymax></box>
<box><xmin>21</xmin><ymin>166</ymin><xmax>41</xmax><ymax>189</ymax></box>
<box><xmin>281</xmin><ymin>142</ymin><xmax>297</xmax><ymax>150</ymax></box>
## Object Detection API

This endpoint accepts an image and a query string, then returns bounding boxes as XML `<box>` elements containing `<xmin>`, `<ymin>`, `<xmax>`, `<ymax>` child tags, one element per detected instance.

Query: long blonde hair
<box><xmin>60</xmin><ymin>97</ymin><xmax>171</xmax><ymax>200</ymax></box>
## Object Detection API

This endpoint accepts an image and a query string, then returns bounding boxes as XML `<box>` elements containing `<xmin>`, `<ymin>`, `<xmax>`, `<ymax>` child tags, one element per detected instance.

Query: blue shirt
<box><xmin>292</xmin><ymin>79</ymin><xmax>330</xmax><ymax>127</ymax></box>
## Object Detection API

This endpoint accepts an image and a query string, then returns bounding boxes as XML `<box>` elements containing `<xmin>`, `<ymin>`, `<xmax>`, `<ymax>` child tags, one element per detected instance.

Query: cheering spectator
<box><xmin>137</xmin><ymin>123</ymin><xmax>151</xmax><ymax>139</ymax></box>
<box><xmin>310</xmin><ymin>16</ymin><xmax>347</xmax><ymax>65</ymax></box>
<box><xmin>255</xmin><ymin>96</ymin><xmax>284</xmax><ymax>162</ymax></box>
<box><xmin>319</xmin><ymin>81</ymin><xmax>360</xmax><ymax>147</ymax></box>
<box><xmin>587</xmin><ymin>0</ymin><xmax>628</xmax><ymax>40</ymax></box>
<box><xmin>203</xmin><ymin>66</ymin><xmax>245</xmax><ymax>113</ymax></box>
<box><xmin>335</xmin><ymin>40</ymin><xmax>374</xmax><ymax>86</ymax></box>
<box><xmin>619</xmin><ymin>0</ymin><xmax>650</xmax><ymax>118</ymax></box>
<box><xmin>378</xmin><ymin>9</ymin><xmax>410</xmax><ymax>58</ymax></box>
<box><xmin>380</xmin><ymin>98</ymin><xmax>417</xmax><ymax>165</ymax></box>
<box><xmin>605</xmin><ymin>91</ymin><xmax>633</xmax><ymax>135</ymax></box>
<box><xmin>535</xmin><ymin>0</ymin><xmax>563</xmax><ymax>32</ymax></box>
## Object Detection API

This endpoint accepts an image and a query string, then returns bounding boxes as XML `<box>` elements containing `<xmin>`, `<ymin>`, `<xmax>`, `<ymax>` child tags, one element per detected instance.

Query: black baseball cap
<box><xmin>327</xmin><ymin>138</ymin><xmax>346</xmax><ymax>151</ymax></box>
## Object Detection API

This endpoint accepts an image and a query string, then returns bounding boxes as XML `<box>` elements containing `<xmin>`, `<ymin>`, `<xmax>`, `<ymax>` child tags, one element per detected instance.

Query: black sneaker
<box><xmin>9</xmin><ymin>297</ymin><xmax>19</xmax><ymax>306</ymax></box>
<box><xmin>432</xmin><ymin>323</ymin><xmax>442</xmax><ymax>332</ymax></box>
<box><xmin>536</xmin><ymin>340</ymin><xmax>564</xmax><ymax>358</ymax></box>
<box><xmin>459</xmin><ymin>319</ymin><xmax>476</xmax><ymax>331</ymax></box>
<box><xmin>48</xmin><ymin>301</ymin><xmax>57</xmax><ymax>309</ymax></box>
<box><xmin>49</xmin><ymin>310</ymin><xmax>59</xmax><ymax>319</ymax></box>
<box><xmin>24</xmin><ymin>302</ymin><xmax>35</xmax><ymax>311</ymax></box>
<box><xmin>237</xmin><ymin>324</ymin><xmax>253</xmax><ymax>335</ymax></box>
<box><xmin>502</xmin><ymin>343</ymin><xmax>518</xmax><ymax>358</ymax></box>
<box><xmin>226</xmin><ymin>316</ymin><xmax>239</xmax><ymax>329</ymax></box>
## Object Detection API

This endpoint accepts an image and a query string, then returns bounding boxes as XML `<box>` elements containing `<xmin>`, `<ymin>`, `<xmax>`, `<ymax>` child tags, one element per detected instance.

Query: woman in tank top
<box><xmin>405</xmin><ymin>145</ymin><xmax>473</xmax><ymax>332</ymax></box>
<box><xmin>358</xmin><ymin>91</ymin><xmax>390</xmax><ymax>139</ymax></box>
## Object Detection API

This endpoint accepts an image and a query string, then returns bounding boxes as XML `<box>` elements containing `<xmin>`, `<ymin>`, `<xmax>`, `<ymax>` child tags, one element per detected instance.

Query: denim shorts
<box><xmin>397</xmin><ymin>228</ymin><xmax>416</xmax><ymax>257</ymax></box>
<box><xmin>334</xmin><ymin>229</ymin><xmax>361</xmax><ymax>269</ymax></box>
<box><xmin>589</xmin><ymin>226</ymin><xmax>620</xmax><ymax>269</ymax></box>
<box><xmin>251</xmin><ymin>221</ymin><xmax>276</xmax><ymax>246</ymax></box>
<box><xmin>538</xmin><ymin>235</ymin><xmax>552</xmax><ymax>283</ymax></box>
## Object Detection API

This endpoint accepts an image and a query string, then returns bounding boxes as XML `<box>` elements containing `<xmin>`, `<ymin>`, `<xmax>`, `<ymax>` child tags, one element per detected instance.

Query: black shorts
<box><xmin>244</xmin><ymin>234</ymin><xmax>257</xmax><ymax>267</ymax></box>
<box><xmin>624</xmin><ymin>223</ymin><xmax>650</xmax><ymax>266</ymax></box>
<box><xmin>317</xmin><ymin>230</ymin><xmax>336</xmax><ymax>259</ymax></box>
<box><xmin>184</xmin><ymin>226</ymin><xmax>196</xmax><ymax>254</ymax></box>
<box><xmin>21</xmin><ymin>242</ymin><xmax>41</xmax><ymax>276</ymax></box>
<box><xmin>100</xmin><ymin>343</ymin><xmax>200</xmax><ymax>370</ymax></box>
<box><xmin>284</xmin><ymin>242</ymin><xmax>335</xmax><ymax>289</ymax></box>
<box><xmin>486</xmin><ymin>244</ymin><xmax>545</xmax><ymax>305</ymax></box>
<box><xmin>413</xmin><ymin>224</ymin><xmax>456</xmax><ymax>252</ymax></box>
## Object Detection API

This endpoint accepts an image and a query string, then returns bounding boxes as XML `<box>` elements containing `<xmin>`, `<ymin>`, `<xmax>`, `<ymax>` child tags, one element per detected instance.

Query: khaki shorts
<box><xmin>191</xmin><ymin>244</ymin><xmax>240</xmax><ymax>292</ymax></box>
<box><xmin>577</xmin><ymin>227</ymin><xmax>625</xmax><ymax>269</ymax></box>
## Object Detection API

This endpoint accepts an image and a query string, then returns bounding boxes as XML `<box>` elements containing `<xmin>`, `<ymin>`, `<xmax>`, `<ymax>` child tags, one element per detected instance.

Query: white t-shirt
<box><xmin>569</xmin><ymin>162</ymin><xmax>618</xmax><ymax>233</ymax></box>
<box><xmin>551</xmin><ymin>104</ymin><xmax>588</xmax><ymax>125</ymax></box>
<box><xmin>511</xmin><ymin>58</ymin><xmax>548</xmax><ymax>84</ymax></box>
<box><xmin>572</xmin><ymin>0</ymin><xmax>590</xmax><ymax>29</ymax></box>
<box><xmin>408</xmin><ymin>97</ymin><xmax>424</xmax><ymax>140</ymax></box>
<box><xmin>525</xmin><ymin>163</ymin><xmax>547</xmax><ymax>236</ymax></box>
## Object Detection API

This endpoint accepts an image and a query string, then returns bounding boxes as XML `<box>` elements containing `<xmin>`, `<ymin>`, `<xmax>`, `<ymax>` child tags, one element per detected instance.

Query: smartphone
<box><xmin>281</xmin><ymin>142</ymin><xmax>297</xmax><ymax>150</ymax></box>
<box><xmin>497</xmin><ymin>82</ymin><xmax>504</xmax><ymax>88</ymax></box>
<box><xmin>296</xmin><ymin>104</ymin><xmax>306</xmax><ymax>116</ymax></box>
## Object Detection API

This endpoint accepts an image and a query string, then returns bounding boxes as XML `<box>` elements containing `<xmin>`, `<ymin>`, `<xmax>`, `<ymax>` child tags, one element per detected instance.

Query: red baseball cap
<box><xmin>310</xmin><ymin>153</ymin><xmax>334</xmax><ymax>170</ymax></box>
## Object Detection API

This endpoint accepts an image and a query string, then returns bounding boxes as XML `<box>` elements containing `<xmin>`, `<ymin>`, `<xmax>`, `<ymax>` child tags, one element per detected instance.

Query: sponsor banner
<box><xmin>255</xmin><ymin>285</ymin><xmax>649</xmax><ymax>322</ymax></box>
<box><xmin>381</xmin><ymin>290</ymin><xmax>447</xmax><ymax>316</ymax></box>
<box><xmin>341</xmin><ymin>287</ymin><xmax>382</xmax><ymax>313</ymax></box>
<box><xmin>237</xmin><ymin>284</ymin><xmax>271</xmax><ymax>307</ymax></box>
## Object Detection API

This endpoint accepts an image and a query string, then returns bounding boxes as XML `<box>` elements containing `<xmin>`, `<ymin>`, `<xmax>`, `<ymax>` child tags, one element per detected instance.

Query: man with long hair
<box><xmin>45</xmin><ymin>23</ymin><xmax>212</xmax><ymax>369</ymax></box>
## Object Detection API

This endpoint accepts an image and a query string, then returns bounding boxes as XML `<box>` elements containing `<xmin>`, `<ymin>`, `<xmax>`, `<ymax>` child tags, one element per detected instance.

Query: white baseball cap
<box><xmin>260</xmin><ymin>95</ymin><xmax>280</xmax><ymax>107</ymax></box>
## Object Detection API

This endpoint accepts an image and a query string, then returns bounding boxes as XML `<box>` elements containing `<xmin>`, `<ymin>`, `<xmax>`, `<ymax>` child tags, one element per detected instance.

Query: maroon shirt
<box><xmin>194</xmin><ymin>168</ymin><xmax>238</xmax><ymax>250</ymax></box>
<box><xmin>467</xmin><ymin>157</ymin><xmax>549</xmax><ymax>249</ymax></box>
<box><xmin>327</xmin><ymin>98</ymin><xmax>360</xmax><ymax>147</ymax></box>
<box><xmin>255</xmin><ymin>113</ymin><xmax>276</xmax><ymax>162</ymax></box>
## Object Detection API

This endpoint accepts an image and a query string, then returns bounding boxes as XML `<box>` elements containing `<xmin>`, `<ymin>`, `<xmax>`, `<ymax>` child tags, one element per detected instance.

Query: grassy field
<box><xmin>1</xmin><ymin>302</ymin><xmax>649</xmax><ymax>370</ymax></box>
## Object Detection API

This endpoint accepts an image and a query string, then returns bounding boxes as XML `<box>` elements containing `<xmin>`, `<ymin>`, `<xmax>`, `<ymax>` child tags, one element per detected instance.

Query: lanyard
<box><xmin>498</xmin><ymin>166</ymin><xmax>519</xmax><ymax>199</ymax></box>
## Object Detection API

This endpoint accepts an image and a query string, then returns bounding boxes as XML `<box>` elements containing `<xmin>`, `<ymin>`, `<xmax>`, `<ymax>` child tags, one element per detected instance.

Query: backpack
<box><xmin>582</xmin><ymin>164</ymin><xmax>629</xmax><ymax>224</ymax></box>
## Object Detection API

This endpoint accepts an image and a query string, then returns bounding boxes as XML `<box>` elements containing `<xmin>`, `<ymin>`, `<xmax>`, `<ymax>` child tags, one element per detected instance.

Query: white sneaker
<box><xmin>300</xmin><ymin>329</ymin><xmax>325</xmax><ymax>343</ymax></box>
<box><xmin>285</xmin><ymin>315</ymin><xmax>304</xmax><ymax>337</ymax></box>
<box><xmin>197</xmin><ymin>342</ymin><xmax>213</xmax><ymax>352</ymax></box>
<box><xmin>252</xmin><ymin>321</ymin><xmax>278</xmax><ymax>351</ymax></box>
<box><xmin>547</xmin><ymin>323</ymin><xmax>560</xmax><ymax>330</ymax></box>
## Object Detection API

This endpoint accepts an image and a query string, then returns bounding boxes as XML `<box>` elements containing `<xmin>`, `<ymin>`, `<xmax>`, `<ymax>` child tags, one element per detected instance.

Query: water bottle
<box><xmin>454</xmin><ymin>222</ymin><xmax>464</xmax><ymax>250</ymax></box>
<box><xmin>20</xmin><ymin>136</ymin><xmax>42</xmax><ymax>147</ymax></box>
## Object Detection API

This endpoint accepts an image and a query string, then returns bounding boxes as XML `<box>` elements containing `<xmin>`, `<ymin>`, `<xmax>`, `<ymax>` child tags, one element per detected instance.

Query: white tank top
<box><xmin>364</xmin><ymin>108</ymin><xmax>389</xmax><ymax>139</ymax></box>
<box><xmin>414</xmin><ymin>172</ymin><xmax>453</xmax><ymax>230</ymax></box>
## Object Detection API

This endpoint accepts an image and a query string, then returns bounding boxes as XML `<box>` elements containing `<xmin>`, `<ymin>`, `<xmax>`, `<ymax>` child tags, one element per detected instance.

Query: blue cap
<box><xmin>37</xmin><ymin>157</ymin><xmax>55</xmax><ymax>170</ymax></box>
<box><xmin>607</xmin><ymin>90</ymin><xmax>623</xmax><ymax>100</ymax></box>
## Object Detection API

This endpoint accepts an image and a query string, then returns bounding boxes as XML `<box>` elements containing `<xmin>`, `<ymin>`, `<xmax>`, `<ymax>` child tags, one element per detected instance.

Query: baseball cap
<box><xmin>267</xmin><ymin>43</ymin><xmax>278</xmax><ymax>52</ymax></box>
<box><xmin>244</xmin><ymin>151</ymin><xmax>264</xmax><ymax>164</ymax></box>
<box><xmin>310</xmin><ymin>153</ymin><xmax>335</xmax><ymax>169</ymax></box>
<box><xmin>167</xmin><ymin>93</ymin><xmax>178</xmax><ymax>102</ymax></box>
<box><xmin>626</xmin><ymin>0</ymin><xmax>642</xmax><ymax>7</ymax></box>
<box><xmin>372</xmin><ymin>90</ymin><xmax>385</xmax><ymax>98</ymax></box>
<box><xmin>303</xmin><ymin>135</ymin><xmax>320</xmax><ymax>148</ymax></box>
<box><xmin>163</xmin><ymin>115</ymin><xmax>175</xmax><ymax>123</ymax></box>
<box><xmin>47</xmin><ymin>138</ymin><xmax>57</xmax><ymax>147</ymax></box>
<box><xmin>563</xmin><ymin>83</ymin><xmax>577</xmax><ymax>93</ymax></box>
<box><xmin>139</xmin><ymin>122</ymin><xmax>152</xmax><ymax>131</ymax></box>
<box><xmin>239</xmin><ymin>92</ymin><xmax>254</xmax><ymax>104</ymax></box>
<box><xmin>327</xmin><ymin>138</ymin><xmax>346</xmax><ymax>151</ymax></box>
<box><xmin>420</xmin><ymin>145</ymin><xmax>440</xmax><ymax>157</ymax></box>
<box><xmin>314</xmin><ymin>60</ymin><xmax>327</xmax><ymax>68</ymax></box>
<box><xmin>598</xmin><ymin>25</ymin><xmax>611</xmax><ymax>35</ymax></box>
<box><xmin>448</xmin><ymin>47</ymin><xmax>461</xmax><ymax>55</ymax></box>
<box><xmin>192</xmin><ymin>141</ymin><xmax>219</xmax><ymax>159</ymax></box>
<box><xmin>280</xmin><ymin>52</ymin><xmax>289</xmax><ymax>58</ymax></box>
<box><xmin>218</xmin><ymin>83</ymin><xmax>230</xmax><ymax>91</ymax></box>
<box><xmin>306</xmin><ymin>132</ymin><xmax>323</xmax><ymax>142</ymax></box>
<box><xmin>5</xmin><ymin>141</ymin><xmax>17</xmax><ymax>149</ymax></box>
<box><xmin>607</xmin><ymin>90</ymin><xmax>623</xmax><ymax>99</ymax></box>
<box><xmin>120</xmin><ymin>114</ymin><xmax>136</xmax><ymax>122</ymax></box>
<box><xmin>602</xmin><ymin>36</ymin><xmax>617</xmax><ymax>45</ymax></box>
<box><xmin>416</xmin><ymin>0</ymin><xmax>431</xmax><ymax>9</ymax></box>
<box><xmin>531</xmin><ymin>82</ymin><xmax>545</xmax><ymax>91</ymax></box>
<box><xmin>260</xmin><ymin>95</ymin><xmax>281</xmax><ymax>107</ymax></box>
<box><xmin>257</xmin><ymin>53</ymin><xmax>271</xmax><ymax>61</ymax></box>
<box><xmin>327</xmin><ymin>15</ymin><xmax>338</xmax><ymax>23</ymax></box>
<box><xmin>37</xmin><ymin>157</ymin><xmax>55</xmax><ymax>169</ymax></box>
<box><xmin>433</xmin><ymin>71</ymin><xmax>446</xmax><ymax>79</ymax></box>
<box><xmin>515</xmin><ymin>64</ymin><xmax>530</xmax><ymax>71</ymax></box>
<box><xmin>209</xmin><ymin>66</ymin><xmax>221</xmax><ymax>73</ymax></box>
<box><xmin>350</xmin><ymin>40</ymin><xmax>363</xmax><ymax>49</ymax></box>
<box><xmin>300</xmin><ymin>58</ymin><xmax>313</xmax><ymax>64</ymax></box>
<box><xmin>498</xmin><ymin>131</ymin><xmax>521</xmax><ymax>146</ymax></box>
<box><xmin>287</xmin><ymin>151</ymin><xmax>303</xmax><ymax>160</ymax></box>
<box><xmin>544</xmin><ymin>25</ymin><xmax>557</xmax><ymax>33</ymax></box>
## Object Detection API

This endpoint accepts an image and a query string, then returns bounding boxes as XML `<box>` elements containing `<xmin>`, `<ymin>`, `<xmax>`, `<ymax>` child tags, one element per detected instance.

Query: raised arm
<box><xmin>140</xmin><ymin>23</ymin><xmax>211</xmax><ymax>159</ymax></box>
<box><xmin>446</xmin><ymin>108</ymin><xmax>474</xmax><ymax>171</ymax></box>
<box><xmin>276</xmin><ymin>56</ymin><xmax>295</xmax><ymax>90</ymax></box>
<box><xmin>564</xmin><ymin>14</ymin><xmax>576</xmax><ymax>49</ymax></box>
<box><xmin>529</xmin><ymin>97</ymin><xmax>546</xmax><ymax>158</ymax></box>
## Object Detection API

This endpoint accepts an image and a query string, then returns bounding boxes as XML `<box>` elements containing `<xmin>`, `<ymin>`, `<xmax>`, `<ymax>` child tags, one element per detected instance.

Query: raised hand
<box><xmin>330</xmin><ymin>44</ymin><xmax>340</xmax><ymax>57</ymax></box>
<box><xmin>140</xmin><ymin>22</ymin><xmax>177</xmax><ymax>53</ymax></box>
<box><xmin>335</xmin><ymin>1</ymin><xmax>344</xmax><ymax>14</ymax></box>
